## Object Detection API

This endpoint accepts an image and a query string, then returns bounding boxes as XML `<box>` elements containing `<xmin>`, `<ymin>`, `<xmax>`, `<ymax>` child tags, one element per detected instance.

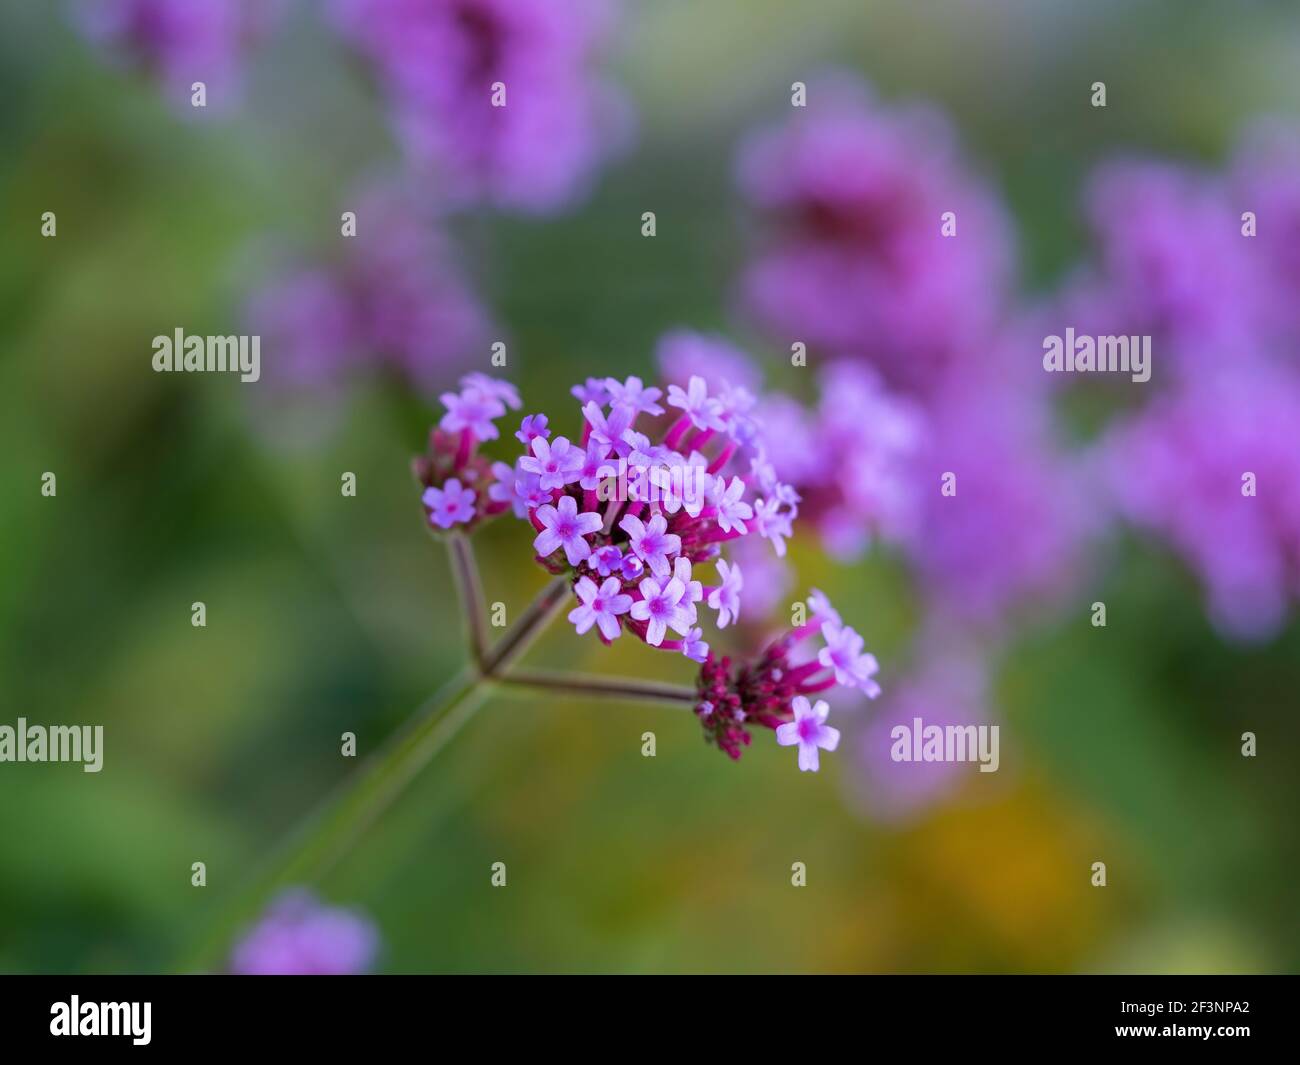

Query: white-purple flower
<box><xmin>619</xmin><ymin>513</ymin><xmax>681</xmax><ymax>577</ymax></box>
<box><xmin>680</xmin><ymin>627</ymin><xmax>710</xmax><ymax>663</ymax></box>
<box><xmin>666</xmin><ymin>374</ymin><xmax>727</xmax><ymax>432</ymax></box>
<box><xmin>571</xmin><ymin>377</ymin><xmax>611</xmax><ymax>405</ymax></box>
<box><xmin>753</xmin><ymin>496</ymin><xmax>793</xmax><ymax>557</ymax></box>
<box><xmin>422</xmin><ymin>478</ymin><xmax>476</xmax><ymax>529</ymax></box>
<box><xmin>807</xmin><ymin>588</ymin><xmax>842</xmax><ymax>626</ymax></box>
<box><xmin>775</xmin><ymin>696</ymin><xmax>840</xmax><ymax>773</ymax></box>
<box><xmin>515</xmin><ymin>413</ymin><xmax>550</xmax><ymax>446</ymax></box>
<box><xmin>461</xmin><ymin>373</ymin><xmax>521</xmax><ymax>411</ymax></box>
<box><xmin>582</xmin><ymin>400</ymin><xmax>635</xmax><ymax>455</ymax></box>
<box><xmin>590</xmin><ymin>544</ymin><xmax>624</xmax><ymax>577</ymax></box>
<box><xmin>673</xmin><ymin>556</ymin><xmax>704</xmax><ymax>622</ymax></box>
<box><xmin>708</xmin><ymin>559</ymin><xmax>744</xmax><ymax>628</ymax></box>
<box><xmin>817</xmin><ymin>621</ymin><xmax>882</xmax><ymax>697</ymax></box>
<box><xmin>711</xmin><ymin>474</ymin><xmax>753</xmax><ymax>534</ymax></box>
<box><xmin>578</xmin><ymin>438</ymin><xmax>615</xmax><ymax>491</ymax></box>
<box><xmin>533</xmin><ymin>495</ymin><xmax>602</xmax><ymax>566</ymax></box>
<box><xmin>520</xmin><ymin>435</ymin><xmax>585</xmax><ymax>491</ymax></box>
<box><xmin>605</xmin><ymin>375</ymin><xmax>664</xmax><ymax>416</ymax></box>
<box><xmin>568</xmin><ymin>576</ymin><xmax>633</xmax><ymax>641</ymax></box>
<box><xmin>629</xmin><ymin>575</ymin><xmax>692</xmax><ymax>646</ymax></box>
<box><xmin>440</xmin><ymin>386</ymin><xmax>506</xmax><ymax>440</ymax></box>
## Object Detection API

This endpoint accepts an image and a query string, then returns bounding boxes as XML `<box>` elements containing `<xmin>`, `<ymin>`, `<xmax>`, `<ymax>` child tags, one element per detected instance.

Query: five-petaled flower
<box><xmin>521</xmin><ymin>435</ymin><xmax>585</xmax><ymax>491</ymax></box>
<box><xmin>423</xmin><ymin>478</ymin><xmax>476</xmax><ymax>529</ymax></box>
<box><xmin>775</xmin><ymin>696</ymin><xmax>840</xmax><ymax>772</ymax></box>
<box><xmin>534</xmin><ymin>495</ymin><xmax>603</xmax><ymax>565</ymax></box>
<box><xmin>619</xmin><ymin>513</ymin><xmax>681</xmax><ymax>577</ymax></box>
<box><xmin>818</xmin><ymin>621</ymin><xmax>882</xmax><ymax>696</ymax></box>
<box><xmin>708</xmin><ymin>559</ymin><xmax>743</xmax><ymax>628</ymax></box>
<box><xmin>629</xmin><ymin>575</ymin><xmax>692</xmax><ymax>646</ymax></box>
<box><xmin>666</xmin><ymin>375</ymin><xmax>727</xmax><ymax>432</ymax></box>
<box><xmin>568</xmin><ymin>576</ymin><xmax>634</xmax><ymax>641</ymax></box>
<box><xmin>440</xmin><ymin>386</ymin><xmax>506</xmax><ymax>440</ymax></box>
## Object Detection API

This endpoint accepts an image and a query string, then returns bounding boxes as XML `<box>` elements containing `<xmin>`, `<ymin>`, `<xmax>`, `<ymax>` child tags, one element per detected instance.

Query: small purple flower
<box><xmin>666</xmin><ymin>375</ymin><xmax>726</xmax><ymax>432</ymax></box>
<box><xmin>577</xmin><ymin>438</ymin><xmax>615</xmax><ymax>491</ymax></box>
<box><xmin>707</xmin><ymin>559</ymin><xmax>744</xmax><ymax>628</ymax></box>
<box><xmin>817</xmin><ymin>622</ymin><xmax>881</xmax><ymax>697</ymax></box>
<box><xmin>629</xmin><ymin>575</ymin><xmax>692</xmax><ymax>646</ymax></box>
<box><xmin>752</xmin><ymin>496</ymin><xmax>793</xmax><ymax>557</ymax></box>
<box><xmin>462</xmin><ymin>373</ymin><xmax>521</xmax><ymax>411</ymax></box>
<box><xmin>568</xmin><ymin>576</ymin><xmax>634</xmax><ymax>641</ymax></box>
<box><xmin>673</xmin><ymin>556</ymin><xmax>704</xmax><ymax>622</ymax></box>
<box><xmin>807</xmin><ymin>588</ymin><xmax>841</xmax><ymax>625</ymax></box>
<box><xmin>775</xmin><ymin>696</ymin><xmax>840</xmax><ymax>773</ymax></box>
<box><xmin>515</xmin><ymin>413</ymin><xmax>551</xmax><ymax>446</ymax></box>
<box><xmin>440</xmin><ymin>386</ymin><xmax>506</xmax><ymax>440</ymax></box>
<box><xmin>590</xmin><ymin>544</ymin><xmax>624</xmax><ymax>577</ymax></box>
<box><xmin>230</xmin><ymin>888</ymin><xmax>377</xmax><ymax>975</ymax></box>
<box><xmin>605</xmin><ymin>375</ymin><xmax>664</xmax><ymax>416</ymax></box>
<box><xmin>533</xmin><ymin>494</ymin><xmax>602</xmax><ymax>566</ymax></box>
<box><xmin>711</xmin><ymin>475</ymin><xmax>753</xmax><ymax>534</ymax></box>
<box><xmin>520</xmin><ymin>435</ymin><xmax>584</xmax><ymax>491</ymax></box>
<box><xmin>422</xmin><ymin>478</ymin><xmax>476</xmax><ymax>529</ymax></box>
<box><xmin>571</xmin><ymin>377</ymin><xmax>611</xmax><ymax>405</ymax></box>
<box><xmin>582</xmin><ymin>401</ymin><xmax>635</xmax><ymax>455</ymax></box>
<box><xmin>618</xmin><ymin>553</ymin><xmax>645</xmax><ymax>581</ymax></box>
<box><xmin>619</xmin><ymin>513</ymin><xmax>681</xmax><ymax>577</ymax></box>
<box><xmin>680</xmin><ymin>627</ymin><xmax>710</xmax><ymax>663</ymax></box>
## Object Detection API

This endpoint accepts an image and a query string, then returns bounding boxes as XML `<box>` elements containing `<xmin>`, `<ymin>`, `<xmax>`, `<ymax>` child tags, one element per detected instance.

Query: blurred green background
<box><xmin>1</xmin><ymin>0</ymin><xmax>1298</xmax><ymax>973</ymax></box>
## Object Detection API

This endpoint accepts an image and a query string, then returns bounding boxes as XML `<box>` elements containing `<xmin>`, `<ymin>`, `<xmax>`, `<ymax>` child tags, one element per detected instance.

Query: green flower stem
<box><xmin>494</xmin><ymin>669</ymin><xmax>697</xmax><ymax>705</ymax></box>
<box><xmin>182</xmin><ymin>573</ymin><xmax>569</xmax><ymax>972</ymax></box>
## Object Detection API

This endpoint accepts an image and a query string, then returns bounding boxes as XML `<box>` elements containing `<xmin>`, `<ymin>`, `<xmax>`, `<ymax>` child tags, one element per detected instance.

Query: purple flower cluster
<box><xmin>329</xmin><ymin>0</ymin><xmax>630</xmax><ymax>213</ymax></box>
<box><xmin>74</xmin><ymin>0</ymin><xmax>280</xmax><ymax>111</ymax></box>
<box><xmin>735</xmin><ymin>71</ymin><xmax>1014</xmax><ymax>396</ymax></box>
<box><xmin>247</xmin><ymin>182</ymin><xmax>491</xmax><ymax>392</ymax></box>
<box><xmin>1102</xmin><ymin>367</ymin><xmax>1300</xmax><ymax>640</ymax></box>
<box><xmin>230</xmin><ymin>888</ymin><xmax>378</xmax><ymax>975</ymax></box>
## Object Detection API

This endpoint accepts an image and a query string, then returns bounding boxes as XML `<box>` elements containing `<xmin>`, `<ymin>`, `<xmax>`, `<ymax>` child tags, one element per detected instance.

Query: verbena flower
<box><xmin>692</xmin><ymin>591</ymin><xmax>880</xmax><ymax>765</ymax></box>
<box><xmin>329</xmin><ymin>0</ymin><xmax>630</xmax><ymax>214</ymax></box>
<box><xmin>1101</xmin><ymin>366</ymin><xmax>1300</xmax><ymax>640</ymax></box>
<box><xmin>230</xmin><ymin>888</ymin><xmax>377</xmax><ymax>975</ymax></box>
<box><xmin>73</xmin><ymin>0</ymin><xmax>280</xmax><ymax>112</ymax></box>
<box><xmin>775</xmin><ymin>696</ymin><xmax>840</xmax><ymax>773</ymax></box>
<box><xmin>248</xmin><ymin>181</ymin><xmax>490</xmax><ymax>392</ymax></box>
<box><xmin>734</xmin><ymin>70</ymin><xmax>1014</xmax><ymax>396</ymax></box>
<box><xmin>413</xmin><ymin>374</ymin><xmax>519</xmax><ymax>533</ymax></box>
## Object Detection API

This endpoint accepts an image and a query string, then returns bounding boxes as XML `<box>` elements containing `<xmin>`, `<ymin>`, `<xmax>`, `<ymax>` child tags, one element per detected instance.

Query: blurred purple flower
<box><xmin>74</xmin><ymin>0</ymin><xmax>279</xmax><ymax>111</ymax></box>
<box><xmin>850</xmin><ymin>655</ymin><xmax>991</xmax><ymax>823</ymax></box>
<box><xmin>904</xmin><ymin>379</ymin><xmax>1094</xmax><ymax>630</ymax></box>
<box><xmin>330</xmin><ymin>0</ymin><xmax>631</xmax><ymax>213</ymax></box>
<box><xmin>231</xmin><ymin>889</ymin><xmax>378</xmax><ymax>975</ymax></box>
<box><xmin>1101</xmin><ymin>366</ymin><xmax>1300</xmax><ymax>641</ymax></box>
<box><xmin>735</xmin><ymin>71</ymin><xmax>1014</xmax><ymax>395</ymax></box>
<box><xmin>1232</xmin><ymin>121</ymin><xmax>1300</xmax><ymax>347</ymax></box>
<box><xmin>1057</xmin><ymin>158</ymin><xmax>1269</xmax><ymax>381</ymax></box>
<box><xmin>247</xmin><ymin>182</ymin><xmax>491</xmax><ymax>392</ymax></box>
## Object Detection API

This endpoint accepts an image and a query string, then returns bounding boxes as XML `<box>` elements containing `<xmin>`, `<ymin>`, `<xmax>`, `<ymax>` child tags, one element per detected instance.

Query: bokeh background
<box><xmin>1</xmin><ymin>0</ymin><xmax>1298</xmax><ymax>973</ymax></box>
